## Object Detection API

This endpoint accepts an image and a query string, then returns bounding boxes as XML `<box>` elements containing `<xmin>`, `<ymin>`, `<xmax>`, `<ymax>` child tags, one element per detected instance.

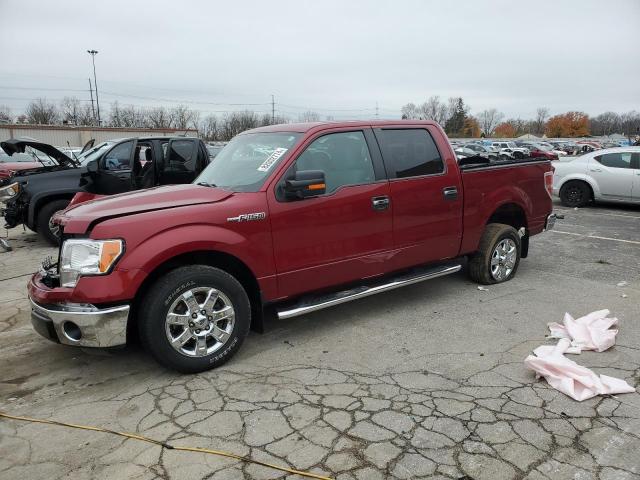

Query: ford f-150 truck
<box><xmin>28</xmin><ymin>121</ymin><xmax>556</xmax><ymax>373</ymax></box>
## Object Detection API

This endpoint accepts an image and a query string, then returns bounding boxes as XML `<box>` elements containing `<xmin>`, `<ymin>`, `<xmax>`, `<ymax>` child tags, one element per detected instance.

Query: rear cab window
<box><xmin>375</xmin><ymin>128</ymin><xmax>444</xmax><ymax>178</ymax></box>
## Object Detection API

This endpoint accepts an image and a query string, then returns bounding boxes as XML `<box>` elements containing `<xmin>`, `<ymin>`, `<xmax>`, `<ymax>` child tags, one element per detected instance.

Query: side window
<box><xmin>166</xmin><ymin>140</ymin><xmax>196</xmax><ymax>173</ymax></box>
<box><xmin>377</xmin><ymin>128</ymin><xmax>444</xmax><ymax>178</ymax></box>
<box><xmin>595</xmin><ymin>153</ymin><xmax>632</xmax><ymax>169</ymax></box>
<box><xmin>292</xmin><ymin>131</ymin><xmax>375</xmax><ymax>194</ymax></box>
<box><xmin>102</xmin><ymin>141</ymin><xmax>133</xmax><ymax>171</ymax></box>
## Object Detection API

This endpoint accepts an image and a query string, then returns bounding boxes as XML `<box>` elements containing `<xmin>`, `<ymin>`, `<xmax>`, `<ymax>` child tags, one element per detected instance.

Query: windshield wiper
<box><xmin>197</xmin><ymin>181</ymin><xmax>217</xmax><ymax>187</ymax></box>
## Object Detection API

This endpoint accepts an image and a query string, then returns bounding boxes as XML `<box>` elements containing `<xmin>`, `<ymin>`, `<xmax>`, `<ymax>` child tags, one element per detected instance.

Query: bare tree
<box><xmin>535</xmin><ymin>107</ymin><xmax>549</xmax><ymax>134</ymax></box>
<box><xmin>200</xmin><ymin>115</ymin><xmax>220</xmax><ymax>141</ymax></box>
<box><xmin>109</xmin><ymin>101</ymin><xmax>123</xmax><ymax>127</ymax></box>
<box><xmin>0</xmin><ymin>105</ymin><xmax>12</xmax><ymax>124</ymax></box>
<box><xmin>60</xmin><ymin>97</ymin><xmax>82</xmax><ymax>125</ymax></box>
<box><xmin>401</xmin><ymin>102</ymin><xmax>419</xmax><ymax>119</ymax></box>
<box><xmin>620</xmin><ymin>110</ymin><xmax>640</xmax><ymax>137</ymax></box>
<box><xmin>170</xmin><ymin>105</ymin><xmax>200</xmax><ymax>130</ymax></box>
<box><xmin>120</xmin><ymin>104</ymin><xmax>146</xmax><ymax>128</ymax></box>
<box><xmin>146</xmin><ymin>106</ymin><xmax>171</xmax><ymax>129</ymax></box>
<box><xmin>297</xmin><ymin>111</ymin><xmax>321</xmax><ymax>122</ymax></box>
<box><xmin>419</xmin><ymin>96</ymin><xmax>449</xmax><ymax>126</ymax></box>
<box><xmin>478</xmin><ymin>108</ymin><xmax>504</xmax><ymax>136</ymax></box>
<box><xmin>25</xmin><ymin>98</ymin><xmax>59</xmax><ymax>125</ymax></box>
<box><xmin>219</xmin><ymin>111</ymin><xmax>260</xmax><ymax>140</ymax></box>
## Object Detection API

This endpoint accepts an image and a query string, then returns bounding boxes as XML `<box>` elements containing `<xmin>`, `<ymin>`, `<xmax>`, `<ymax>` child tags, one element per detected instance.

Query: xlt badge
<box><xmin>227</xmin><ymin>212</ymin><xmax>266</xmax><ymax>223</ymax></box>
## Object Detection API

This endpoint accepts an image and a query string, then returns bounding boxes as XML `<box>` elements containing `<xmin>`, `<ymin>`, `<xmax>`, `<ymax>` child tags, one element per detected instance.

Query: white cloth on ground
<box><xmin>524</xmin><ymin>338</ymin><xmax>635</xmax><ymax>401</ymax></box>
<box><xmin>547</xmin><ymin>309</ymin><xmax>618</xmax><ymax>354</ymax></box>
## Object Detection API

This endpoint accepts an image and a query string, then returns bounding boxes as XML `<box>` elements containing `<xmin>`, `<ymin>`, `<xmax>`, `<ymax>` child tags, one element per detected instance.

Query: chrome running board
<box><xmin>277</xmin><ymin>263</ymin><xmax>462</xmax><ymax>320</ymax></box>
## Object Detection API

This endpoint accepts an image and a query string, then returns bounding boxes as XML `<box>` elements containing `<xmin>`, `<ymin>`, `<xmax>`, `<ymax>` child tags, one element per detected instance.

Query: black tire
<box><xmin>468</xmin><ymin>223</ymin><xmax>521</xmax><ymax>285</ymax></box>
<box><xmin>37</xmin><ymin>199</ymin><xmax>70</xmax><ymax>245</ymax></box>
<box><xmin>559</xmin><ymin>181</ymin><xmax>590</xmax><ymax>207</ymax></box>
<box><xmin>138</xmin><ymin>265</ymin><xmax>250</xmax><ymax>373</ymax></box>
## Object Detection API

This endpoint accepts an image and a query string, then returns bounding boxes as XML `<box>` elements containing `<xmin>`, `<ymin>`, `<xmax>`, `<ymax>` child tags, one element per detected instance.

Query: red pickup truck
<box><xmin>29</xmin><ymin>121</ymin><xmax>556</xmax><ymax>372</ymax></box>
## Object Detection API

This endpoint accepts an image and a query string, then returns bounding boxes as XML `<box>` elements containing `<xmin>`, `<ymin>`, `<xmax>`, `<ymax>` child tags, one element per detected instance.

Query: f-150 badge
<box><xmin>227</xmin><ymin>212</ymin><xmax>266</xmax><ymax>223</ymax></box>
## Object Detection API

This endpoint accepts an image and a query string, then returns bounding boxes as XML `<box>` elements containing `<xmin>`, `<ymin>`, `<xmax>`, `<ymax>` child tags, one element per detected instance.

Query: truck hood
<box><xmin>1</xmin><ymin>138</ymin><xmax>77</xmax><ymax>167</ymax></box>
<box><xmin>59</xmin><ymin>184</ymin><xmax>234</xmax><ymax>234</ymax></box>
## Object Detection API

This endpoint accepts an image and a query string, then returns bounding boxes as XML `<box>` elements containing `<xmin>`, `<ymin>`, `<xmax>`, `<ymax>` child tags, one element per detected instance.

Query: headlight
<box><xmin>0</xmin><ymin>182</ymin><xmax>20</xmax><ymax>201</ymax></box>
<box><xmin>60</xmin><ymin>239</ymin><xmax>124</xmax><ymax>288</ymax></box>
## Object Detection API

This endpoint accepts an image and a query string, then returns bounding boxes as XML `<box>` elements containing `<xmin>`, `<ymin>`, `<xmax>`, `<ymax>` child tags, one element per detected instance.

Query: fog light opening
<box><xmin>62</xmin><ymin>321</ymin><xmax>82</xmax><ymax>342</ymax></box>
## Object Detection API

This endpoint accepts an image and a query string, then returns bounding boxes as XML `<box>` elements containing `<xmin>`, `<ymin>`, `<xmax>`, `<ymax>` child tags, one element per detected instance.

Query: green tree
<box><xmin>444</xmin><ymin>97</ymin><xmax>467</xmax><ymax>136</ymax></box>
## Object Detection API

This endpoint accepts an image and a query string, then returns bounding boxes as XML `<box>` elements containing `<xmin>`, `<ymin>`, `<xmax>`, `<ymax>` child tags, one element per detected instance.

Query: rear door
<box><xmin>589</xmin><ymin>151</ymin><xmax>635</xmax><ymax>201</ymax></box>
<box><xmin>373</xmin><ymin>126</ymin><xmax>463</xmax><ymax>270</ymax></box>
<box><xmin>268</xmin><ymin>128</ymin><xmax>393</xmax><ymax>298</ymax></box>
<box><xmin>159</xmin><ymin>139</ymin><xmax>199</xmax><ymax>185</ymax></box>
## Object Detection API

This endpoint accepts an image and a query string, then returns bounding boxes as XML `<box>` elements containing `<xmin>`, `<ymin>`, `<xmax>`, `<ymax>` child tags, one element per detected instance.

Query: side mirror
<box><xmin>284</xmin><ymin>170</ymin><xmax>326</xmax><ymax>199</ymax></box>
<box><xmin>86</xmin><ymin>159</ymin><xmax>99</xmax><ymax>174</ymax></box>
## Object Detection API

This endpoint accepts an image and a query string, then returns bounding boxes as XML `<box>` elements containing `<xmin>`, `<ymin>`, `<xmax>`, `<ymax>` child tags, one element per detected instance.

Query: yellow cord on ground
<box><xmin>0</xmin><ymin>411</ymin><xmax>332</xmax><ymax>480</ymax></box>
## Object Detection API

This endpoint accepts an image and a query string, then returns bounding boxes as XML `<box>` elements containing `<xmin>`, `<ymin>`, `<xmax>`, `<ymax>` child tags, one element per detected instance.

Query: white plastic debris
<box><xmin>547</xmin><ymin>309</ymin><xmax>618</xmax><ymax>354</ymax></box>
<box><xmin>477</xmin><ymin>286</ymin><xmax>488</xmax><ymax>291</ymax></box>
<box><xmin>524</xmin><ymin>339</ymin><xmax>635</xmax><ymax>401</ymax></box>
<box><xmin>617</xmin><ymin>281</ymin><xmax>628</xmax><ymax>287</ymax></box>
<box><xmin>621</xmin><ymin>294</ymin><xmax>628</xmax><ymax>298</ymax></box>
<box><xmin>525</xmin><ymin>309</ymin><xmax>636</xmax><ymax>401</ymax></box>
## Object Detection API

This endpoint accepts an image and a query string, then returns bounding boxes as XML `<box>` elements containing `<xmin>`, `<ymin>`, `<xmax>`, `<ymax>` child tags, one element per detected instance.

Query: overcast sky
<box><xmin>1</xmin><ymin>0</ymin><xmax>638</xmax><ymax>120</ymax></box>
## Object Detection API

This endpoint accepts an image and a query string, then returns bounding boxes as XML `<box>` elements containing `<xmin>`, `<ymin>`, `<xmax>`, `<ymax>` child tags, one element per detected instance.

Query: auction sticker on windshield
<box><xmin>257</xmin><ymin>148</ymin><xmax>288</xmax><ymax>172</ymax></box>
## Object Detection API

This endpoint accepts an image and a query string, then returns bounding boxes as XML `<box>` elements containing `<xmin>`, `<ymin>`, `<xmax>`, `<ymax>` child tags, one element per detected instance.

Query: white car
<box><xmin>552</xmin><ymin>147</ymin><xmax>640</xmax><ymax>207</ymax></box>
<box><xmin>491</xmin><ymin>141</ymin><xmax>529</xmax><ymax>158</ymax></box>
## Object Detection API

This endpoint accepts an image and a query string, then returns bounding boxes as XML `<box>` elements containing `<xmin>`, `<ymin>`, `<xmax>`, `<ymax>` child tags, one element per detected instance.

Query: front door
<box><xmin>268</xmin><ymin>129</ymin><xmax>393</xmax><ymax>298</ymax></box>
<box><xmin>589</xmin><ymin>151</ymin><xmax>635</xmax><ymax>201</ymax></box>
<box><xmin>373</xmin><ymin>126</ymin><xmax>463</xmax><ymax>270</ymax></box>
<box><xmin>94</xmin><ymin>140</ymin><xmax>135</xmax><ymax>194</ymax></box>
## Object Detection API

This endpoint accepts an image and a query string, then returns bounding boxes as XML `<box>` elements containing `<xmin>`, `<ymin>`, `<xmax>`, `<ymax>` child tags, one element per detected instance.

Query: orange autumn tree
<box><xmin>545</xmin><ymin>112</ymin><xmax>590</xmax><ymax>137</ymax></box>
<box><xmin>462</xmin><ymin>116</ymin><xmax>481</xmax><ymax>137</ymax></box>
<box><xmin>494</xmin><ymin>122</ymin><xmax>517</xmax><ymax>138</ymax></box>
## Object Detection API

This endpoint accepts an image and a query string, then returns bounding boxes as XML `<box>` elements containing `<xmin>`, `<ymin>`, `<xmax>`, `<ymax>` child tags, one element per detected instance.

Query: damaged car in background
<box><xmin>1</xmin><ymin>137</ymin><xmax>211</xmax><ymax>244</ymax></box>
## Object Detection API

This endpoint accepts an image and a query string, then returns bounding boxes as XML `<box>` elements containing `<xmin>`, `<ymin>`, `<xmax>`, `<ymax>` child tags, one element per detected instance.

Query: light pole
<box><xmin>87</xmin><ymin>50</ymin><xmax>100</xmax><ymax>125</ymax></box>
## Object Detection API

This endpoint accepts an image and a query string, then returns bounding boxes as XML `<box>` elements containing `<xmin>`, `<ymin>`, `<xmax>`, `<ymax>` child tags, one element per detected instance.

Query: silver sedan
<box><xmin>552</xmin><ymin>146</ymin><xmax>640</xmax><ymax>207</ymax></box>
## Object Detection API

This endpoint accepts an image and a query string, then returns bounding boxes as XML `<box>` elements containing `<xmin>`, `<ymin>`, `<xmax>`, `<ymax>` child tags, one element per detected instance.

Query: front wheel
<box><xmin>37</xmin><ymin>199</ymin><xmax>70</xmax><ymax>245</ymax></box>
<box><xmin>468</xmin><ymin>223</ymin><xmax>521</xmax><ymax>285</ymax></box>
<box><xmin>139</xmin><ymin>265</ymin><xmax>251</xmax><ymax>373</ymax></box>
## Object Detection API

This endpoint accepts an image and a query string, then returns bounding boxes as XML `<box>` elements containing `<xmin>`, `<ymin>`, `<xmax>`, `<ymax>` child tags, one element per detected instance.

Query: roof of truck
<box><xmin>245</xmin><ymin>120</ymin><xmax>440</xmax><ymax>134</ymax></box>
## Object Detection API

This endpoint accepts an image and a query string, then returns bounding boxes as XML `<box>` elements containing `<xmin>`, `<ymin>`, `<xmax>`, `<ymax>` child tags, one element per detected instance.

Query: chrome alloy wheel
<box><xmin>490</xmin><ymin>238</ymin><xmax>517</xmax><ymax>281</ymax></box>
<box><xmin>165</xmin><ymin>287</ymin><xmax>235</xmax><ymax>357</ymax></box>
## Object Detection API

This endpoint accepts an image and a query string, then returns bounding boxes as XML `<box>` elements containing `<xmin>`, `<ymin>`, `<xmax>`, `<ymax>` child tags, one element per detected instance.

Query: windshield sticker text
<box><xmin>257</xmin><ymin>148</ymin><xmax>288</xmax><ymax>172</ymax></box>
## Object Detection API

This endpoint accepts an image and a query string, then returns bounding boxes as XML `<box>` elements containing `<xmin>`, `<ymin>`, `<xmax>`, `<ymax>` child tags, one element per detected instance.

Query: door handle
<box><xmin>443</xmin><ymin>186</ymin><xmax>458</xmax><ymax>200</ymax></box>
<box><xmin>589</xmin><ymin>168</ymin><xmax>602</xmax><ymax>172</ymax></box>
<box><xmin>371</xmin><ymin>196</ymin><xmax>390</xmax><ymax>211</ymax></box>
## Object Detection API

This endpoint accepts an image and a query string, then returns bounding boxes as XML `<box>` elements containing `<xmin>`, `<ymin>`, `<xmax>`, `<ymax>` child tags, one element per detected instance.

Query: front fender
<box><xmin>119</xmin><ymin>224</ymin><xmax>251</xmax><ymax>274</ymax></box>
<box><xmin>28</xmin><ymin>188</ymin><xmax>82</xmax><ymax>228</ymax></box>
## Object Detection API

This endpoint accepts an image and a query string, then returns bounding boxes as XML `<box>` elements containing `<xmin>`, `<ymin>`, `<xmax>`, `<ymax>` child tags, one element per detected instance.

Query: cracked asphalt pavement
<box><xmin>1</xmin><ymin>200</ymin><xmax>639</xmax><ymax>479</ymax></box>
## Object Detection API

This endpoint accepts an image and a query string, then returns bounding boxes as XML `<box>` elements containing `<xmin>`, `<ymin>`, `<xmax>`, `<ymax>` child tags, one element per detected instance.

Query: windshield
<box><xmin>195</xmin><ymin>132</ymin><xmax>302</xmax><ymax>192</ymax></box>
<box><xmin>506</xmin><ymin>142</ymin><xmax>518</xmax><ymax>148</ymax></box>
<box><xmin>79</xmin><ymin>142</ymin><xmax>114</xmax><ymax>165</ymax></box>
<box><xmin>0</xmin><ymin>152</ymin><xmax>40</xmax><ymax>163</ymax></box>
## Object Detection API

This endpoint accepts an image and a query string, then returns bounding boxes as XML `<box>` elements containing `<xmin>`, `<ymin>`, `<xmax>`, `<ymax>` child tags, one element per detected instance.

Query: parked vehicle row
<box><xmin>26</xmin><ymin>120</ymin><xmax>555</xmax><ymax>373</ymax></box>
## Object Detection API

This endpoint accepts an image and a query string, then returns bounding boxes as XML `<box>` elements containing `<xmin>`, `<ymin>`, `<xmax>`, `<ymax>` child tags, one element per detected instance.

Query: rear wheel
<box><xmin>559</xmin><ymin>181</ymin><xmax>590</xmax><ymax>207</ymax></box>
<box><xmin>37</xmin><ymin>199</ymin><xmax>69</xmax><ymax>245</ymax></box>
<box><xmin>468</xmin><ymin>223</ymin><xmax>521</xmax><ymax>285</ymax></box>
<box><xmin>138</xmin><ymin>265</ymin><xmax>250</xmax><ymax>373</ymax></box>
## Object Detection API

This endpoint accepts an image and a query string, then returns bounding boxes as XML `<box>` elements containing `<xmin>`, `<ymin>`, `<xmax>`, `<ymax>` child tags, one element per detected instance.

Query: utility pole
<box><xmin>87</xmin><ymin>50</ymin><xmax>100</xmax><ymax>125</ymax></box>
<box><xmin>271</xmin><ymin>94</ymin><xmax>275</xmax><ymax>124</ymax></box>
<box><xmin>88</xmin><ymin>78</ymin><xmax>96</xmax><ymax>124</ymax></box>
<box><xmin>375</xmin><ymin>101</ymin><xmax>379</xmax><ymax>119</ymax></box>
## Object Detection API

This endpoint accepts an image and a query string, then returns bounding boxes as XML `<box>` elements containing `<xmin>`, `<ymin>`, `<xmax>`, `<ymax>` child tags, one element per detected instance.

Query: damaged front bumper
<box><xmin>29</xmin><ymin>272</ymin><xmax>130</xmax><ymax>348</ymax></box>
